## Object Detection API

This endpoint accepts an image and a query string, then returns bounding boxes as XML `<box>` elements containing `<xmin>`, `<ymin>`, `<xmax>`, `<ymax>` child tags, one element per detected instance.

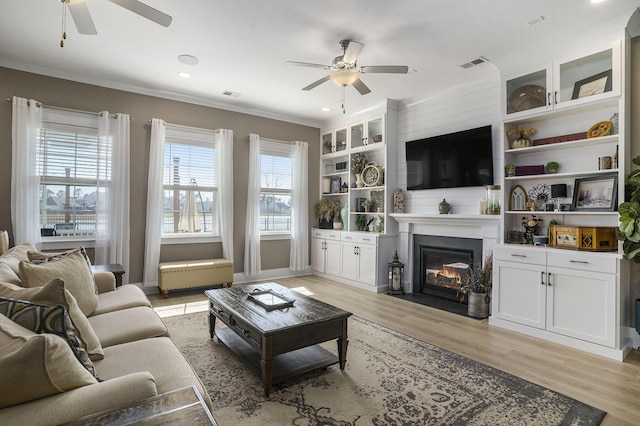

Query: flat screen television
<box><xmin>405</xmin><ymin>125</ymin><xmax>494</xmax><ymax>190</ymax></box>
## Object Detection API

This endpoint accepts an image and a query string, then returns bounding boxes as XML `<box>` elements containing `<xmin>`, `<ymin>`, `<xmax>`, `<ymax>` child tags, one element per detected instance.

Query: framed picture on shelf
<box><xmin>571</xmin><ymin>173</ymin><xmax>618</xmax><ymax>212</ymax></box>
<box><xmin>571</xmin><ymin>69</ymin><xmax>612</xmax><ymax>100</ymax></box>
<box><xmin>331</xmin><ymin>177</ymin><xmax>342</xmax><ymax>194</ymax></box>
<box><xmin>325</xmin><ymin>164</ymin><xmax>335</xmax><ymax>174</ymax></box>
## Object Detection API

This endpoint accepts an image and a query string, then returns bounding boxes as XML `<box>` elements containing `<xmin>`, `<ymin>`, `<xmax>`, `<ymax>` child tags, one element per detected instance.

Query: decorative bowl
<box><xmin>372</xmin><ymin>135</ymin><xmax>382</xmax><ymax>143</ymax></box>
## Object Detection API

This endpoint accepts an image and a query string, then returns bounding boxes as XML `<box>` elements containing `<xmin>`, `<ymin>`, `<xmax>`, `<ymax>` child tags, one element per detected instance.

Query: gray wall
<box><xmin>0</xmin><ymin>66</ymin><xmax>320</xmax><ymax>283</ymax></box>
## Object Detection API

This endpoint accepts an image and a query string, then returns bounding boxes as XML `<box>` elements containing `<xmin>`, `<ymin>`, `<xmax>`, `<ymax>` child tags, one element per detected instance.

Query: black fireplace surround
<box><xmin>412</xmin><ymin>235</ymin><xmax>483</xmax><ymax>302</ymax></box>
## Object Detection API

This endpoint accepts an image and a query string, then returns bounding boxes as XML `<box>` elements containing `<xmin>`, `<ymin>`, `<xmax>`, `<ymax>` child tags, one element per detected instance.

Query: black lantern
<box><xmin>388</xmin><ymin>251</ymin><xmax>404</xmax><ymax>295</ymax></box>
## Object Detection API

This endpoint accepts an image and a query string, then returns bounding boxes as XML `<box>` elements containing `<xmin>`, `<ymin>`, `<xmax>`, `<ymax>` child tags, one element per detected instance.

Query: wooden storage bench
<box><xmin>158</xmin><ymin>259</ymin><xmax>233</xmax><ymax>298</ymax></box>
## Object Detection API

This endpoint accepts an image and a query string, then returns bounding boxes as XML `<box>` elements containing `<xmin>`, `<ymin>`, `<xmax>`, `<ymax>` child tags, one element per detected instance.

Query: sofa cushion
<box><xmin>0</xmin><ymin>297</ymin><xmax>97</xmax><ymax>377</ymax></box>
<box><xmin>20</xmin><ymin>248</ymin><xmax>99</xmax><ymax>316</ymax></box>
<box><xmin>93</xmin><ymin>284</ymin><xmax>152</xmax><ymax>316</ymax></box>
<box><xmin>0</xmin><ymin>313</ymin><xmax>97</xmax><ymax>409</ymax></box>
<box><xmin>28</xmin><ymin>246</ymin><xmax>93</xmax><ymax>269</ymax></box>
<box><xmin>0</xmin><ymin>243</ymin><xmax>37</xmax><ymax>275</ymax></box>
<box><xmin>88</xmin><ymin>306</ymin><xmax>168</xmax><ymax>348</ymax></box>
<box><xmin>94</xmin><ymin>337</ymin><xmax>211</xmax><ymax>410</ymax></box>
<box><xmin>0</xmin><ymin>279</ymin><xmax>104</xmax><ymax>361</ymax></box>
<box><xmin>0</xmin><ymin>263</ymin><xmax>21</xmax><ymax>285</ymax></box>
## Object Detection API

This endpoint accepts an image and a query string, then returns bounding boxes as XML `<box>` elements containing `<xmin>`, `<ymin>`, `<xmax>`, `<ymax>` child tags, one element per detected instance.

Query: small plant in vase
<box><xmin>546</xmin><ymin>161</ymin><xmax>560</xmax><ymax>174</ymax></box>
<box><xmin>362</xmin><ymin>199</ymin><xmax>373</xmax><ymax>212</ymax></box>
<box><xmin>506</xmin><ymin>126</ymin><xmax>536</xmax><ymax>149</ymax></box>
<box><xmin>314</xmin><ymin>199</ymin><xmax>340</xmax><ymax>229</ymax></box>
<box><xmin>521</xmin><ymin>215</ymin><xmax>541</xmax><ymax>245</ymax></box>
<box><xmin>457</xmin><ymin>253</ymin><xmax>493</xmax><ymax>319</ymax></box>
<box><xmin>505</xmin><ymin>164</ymin><xmax>516</xmax><ymax>177</ymax></box>
<box><xmin>351</xmin><ymin>152</ymin><xmax>368</xmax><ymax>188</ymax></box>
<box><xmin>355</xmin><ymin>214</ymin><xmax>367</xmax><ymax>232</ymax></box>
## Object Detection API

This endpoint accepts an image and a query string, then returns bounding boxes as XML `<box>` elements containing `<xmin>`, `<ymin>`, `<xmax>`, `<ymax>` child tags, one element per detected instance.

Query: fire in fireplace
<box><xmin>413</xmin><ymin>235</ymin><xmax>483</xmax><ymax>302</ymax></box>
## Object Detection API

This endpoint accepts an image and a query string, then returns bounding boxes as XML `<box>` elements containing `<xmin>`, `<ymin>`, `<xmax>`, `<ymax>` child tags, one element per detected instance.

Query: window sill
<box><xmin>260</xmin><ymin>233</ymin><xmax>291</xmax><ymax>241</ymax></box>
<box><xmin>40</xmin><ymin>237</ymin><xmax>95</xmax><ymax>250</ymax></box>
<box><xmin>161</xmin><ymin>234</ymin><xmax>222</xmax><ymax>245</ymax></box>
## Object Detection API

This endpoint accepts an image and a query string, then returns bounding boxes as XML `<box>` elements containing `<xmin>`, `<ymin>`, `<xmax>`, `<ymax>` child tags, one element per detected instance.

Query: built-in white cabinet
<box><xmin>311</xmin><ymin>229</ymin><xmax>397</xmax><ymax>293</ymax></box>
<box><xmin>491</xmin><ymin>244</ymin><xmax>625</xmax><ymax>359</ymax></box>
<box><xmin>310</xmin><ymin>229</ymin><xmax>341</xmax><ymax>276</ymax></box>
<box><xmin>349</xmin><ymin>115</ymin><xmax>385</xmax><ymax>150</ymax></box>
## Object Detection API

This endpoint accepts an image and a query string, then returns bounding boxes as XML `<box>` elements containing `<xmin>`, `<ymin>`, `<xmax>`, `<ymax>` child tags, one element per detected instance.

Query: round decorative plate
<box><xmin>362</xmin><ymin>164</ymin><xmax>382</xmax><ymax>187</ymax></box>
<box><xmin>507</xmin><ymin>84</ymin><xmax>546</xmax><ymax>114</ymax></box>
<box><xmin>586</xmin><ymin>120</ymin><xmax>612</xmax><ymax>138</ymax></box>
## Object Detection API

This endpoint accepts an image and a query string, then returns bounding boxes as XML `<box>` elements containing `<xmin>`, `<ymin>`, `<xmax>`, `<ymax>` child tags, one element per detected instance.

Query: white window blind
<box><xmin>260</xmin><ymin>140</ymin><xmax>292</xmax><ymax>233</ymax></box>
<box><xmin>38</xmin><ymin>111</ymin><xmax>103</xmax><ymax>237</ymax></box>
<box><xmin>162</xmin><ymin>126</ymin><xmax>219</xmax><ymax>235</ymax></box>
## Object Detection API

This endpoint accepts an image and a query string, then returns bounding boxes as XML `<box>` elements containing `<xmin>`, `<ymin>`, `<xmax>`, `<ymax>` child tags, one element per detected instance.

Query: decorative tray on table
<box><xmin>246</xmin><ymin>288</ymin><xmax>295</xmax><ymax>311</ymax></box>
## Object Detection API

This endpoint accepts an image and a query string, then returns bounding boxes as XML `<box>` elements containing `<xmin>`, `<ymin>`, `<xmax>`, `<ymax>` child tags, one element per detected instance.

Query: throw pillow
<box><xmin>0</xmin><ymin>313</ymin><xmax>97</xmax><ymax>409</ymax></box>
<box><xmin>0</xmin><ymin>279</ymin><xmax>104</xmax><ymax>360</ymax></box>
<box><xmin>20</xmin><ymin>248</ymin><xmax>99</xmax><ymax>316</ymax></box>
<box><xmin>0</xmin><ymin>263</ymin><xmax>21</xmax><ymax>285</ymax></box>
<box><xmin>28</xmin><ymin>246</ymin><xmax>93</xmax><ymax>270</ymax></box>
<box><xmin>0</xmin><ymin>243</ymin><xmax>37</xmax><ymax>276</ymax></box>
<box><xmin>0</xmin><ymin>297</ymin><xmax>97</xmax><ymax>377</ymax></box>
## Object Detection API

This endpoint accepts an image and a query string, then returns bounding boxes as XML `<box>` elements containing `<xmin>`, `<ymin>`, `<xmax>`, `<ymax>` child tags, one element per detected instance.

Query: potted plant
<box><xmin>314</xmin><ymin>199</ymin><xmax>340</xmax><ymax>229</ymax></box>
<box><xmin>355</xmin><ymin>214</ymin><xmax>367</xmax><ymax>232</ymax></box>
<box><xmin>546</xmin><ymin>161</ymin><xmax>560</xmax><ymax>173</ymax></box>
<box><xmin>457</xmin><ymin>253</ymin><xmax>493</xmax><ymax>318</ymax></box>
<box><xmin>617</xmin><ymin>155</ymin><xmax>640</xmax><ymax>262</ymax></box>
<box><xmin>505</xmin><ymin>164</ymin><xmax>516</xmax><ymax>177</ymax></box>
<box><xmin>362</xmin><ymin>199</ymin><xmax>373</xmax><ymax>212</ymax></box>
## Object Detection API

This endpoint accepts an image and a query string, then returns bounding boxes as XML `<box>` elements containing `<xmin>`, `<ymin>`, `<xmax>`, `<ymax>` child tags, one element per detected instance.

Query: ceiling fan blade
<box><xmin>285</xmin><ymin>61</ymin><xmax>332</xmax><ymax>70</ymax></box>
<box><xmin>68</xmin><ymin>2</ymin><xmax>97</xmax><ymax>35</ymax></box>
<box><xmin>302</xmin><ymin>75</ymin><xmax>331</xmax><ymax>91</ymax></box>
<box><xmin>343</xmin><ymin>41</ymin><xmax>364</xmax><ymax>64</ymax></box>
<box><xmin>352</xmin><ymin>79</ymin><xmax>371</xmax><ymax>95</ymax></box>
<box><xmin>108</xmin><ymin>0</ymin><xmax>173</xmax><ymax>27</ymax></box>
<box><xmin>360</xmin><ymin>65</ymin><xmax>409</xmax><ymax>74</ymax></box>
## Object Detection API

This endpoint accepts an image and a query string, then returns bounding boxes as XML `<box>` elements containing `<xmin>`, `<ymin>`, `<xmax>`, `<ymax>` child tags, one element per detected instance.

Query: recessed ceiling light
<box><xmin>178</xmin><ymin>55</ymin><xmax>199</xmax><ymax>65</ymax></box>
<box><xmin>178</xmin><ymin>72</ymin><xmax>191</xmax><ymax>78</ymax></box>
<box><xmin>589</xmin><ymin>0</ymin><xmax>608</xmax><ymax>4</ymax></box>
<box><xmin>321</xmin><ymin>107</ymin><xmax>331</xmax><ymax>112</ymax></box>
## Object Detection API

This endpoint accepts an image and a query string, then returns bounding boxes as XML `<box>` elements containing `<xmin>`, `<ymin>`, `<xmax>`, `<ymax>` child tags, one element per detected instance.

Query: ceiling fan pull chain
<box><xmin>60</xmin><ymin>0</ymin><xmax>68</xmax><ymax>48</ymax></box>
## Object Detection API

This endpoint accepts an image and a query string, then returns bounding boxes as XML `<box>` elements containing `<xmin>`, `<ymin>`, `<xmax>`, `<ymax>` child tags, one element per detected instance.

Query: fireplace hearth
<box><xmin>413</xmin><ymin>235</ymin><xmax>483</xmax><ymax>302</ymax></box>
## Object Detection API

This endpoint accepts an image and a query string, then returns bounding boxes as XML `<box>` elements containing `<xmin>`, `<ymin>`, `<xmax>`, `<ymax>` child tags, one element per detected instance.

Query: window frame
<box><xmin>259</xmin><ymin>140</ymin><xmax>293</xmax><ymax>239</ymax></box>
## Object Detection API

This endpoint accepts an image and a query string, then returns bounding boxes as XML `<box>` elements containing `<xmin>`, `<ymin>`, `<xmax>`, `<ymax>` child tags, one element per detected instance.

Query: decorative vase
<box><xmin>524</xmin><ymin>226</ymin><xmax>536</xmax><ymax>245</ymax></box>
<box><xmin>505</xmin><ymin>166</ymin><xmax>516</xmax><ymax>177</ymax></box>
<box><xmin>319</xmin><ymin>219</ymin><xmax>332</xmax><ymax>230</ymax></box>
<box><xmin>355</xmin><ymin>173</ymin><xmax>365</xmax><ymax>188</ymax></box>
<box><xmin>468</xmin><ymin>292</ymin><xmax>489</xmax><ymax>319</ymax></box>
<box><xmin>511</xmin><ymin>137</ymin><xmax>531</xmax><ymax>149</ymax></box>
<box><xmin>438</xmin><ymin>199</ymin><xmax>451</xmax><ymax>214</ymax></box>
<box><xmin>340</xmin><ymin>205</ymin><xmax>349</xmax><ymax>231</ymax></box>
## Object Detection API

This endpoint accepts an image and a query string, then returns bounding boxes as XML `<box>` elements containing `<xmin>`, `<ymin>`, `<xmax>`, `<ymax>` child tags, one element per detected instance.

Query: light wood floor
<box><xmin>149</xmin><ymin>275</ymin><xmax>640</xmax><ymax>425</ymax></box>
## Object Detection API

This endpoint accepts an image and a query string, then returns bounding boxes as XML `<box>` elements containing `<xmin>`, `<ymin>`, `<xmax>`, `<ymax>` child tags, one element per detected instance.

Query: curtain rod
<box><xmin>5</xmin><ymin>98</ymin><xmax>134</xmax><ymax>120</ymax></box>
<box><xmin>246</xmin><ymin>134</ymin><xmax>292</xmax><ymax>145</ymax></box>
<box><xmin>146</xmin><ymin>119</ymin><xmax>232</xmax><ymax>135</ymax></box>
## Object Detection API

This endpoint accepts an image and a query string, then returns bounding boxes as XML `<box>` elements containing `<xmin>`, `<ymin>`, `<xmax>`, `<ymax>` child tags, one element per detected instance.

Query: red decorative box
<box><xmin>515</xmin><ymin>165</ymin><xmax>545</xmax><ymax>176</ymax></box>
<box><xmin>533</xmin><ymin>132</ymin><xmax>587</xmax><ymax>146</ymax></box>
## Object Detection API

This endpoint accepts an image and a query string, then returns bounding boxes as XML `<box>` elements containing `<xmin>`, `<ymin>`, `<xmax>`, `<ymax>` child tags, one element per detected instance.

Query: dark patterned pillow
<box><xmin>0</xmin><ymin>296</ymin><xmax>98</xmax><ymax>378</ymax></box>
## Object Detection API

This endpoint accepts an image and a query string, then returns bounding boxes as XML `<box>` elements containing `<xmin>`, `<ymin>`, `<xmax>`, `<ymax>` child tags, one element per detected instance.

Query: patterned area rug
<box><xmin>163</xmin><ymin>312</ymin><xmax>605</xmax><ymax>425</ymax></box>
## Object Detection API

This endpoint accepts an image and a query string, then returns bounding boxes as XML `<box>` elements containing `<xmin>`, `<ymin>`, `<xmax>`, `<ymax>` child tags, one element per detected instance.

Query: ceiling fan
<box><xmin>286</xmin><ymin>39</ymin><xmax>409</xmax><ymax>96</ymax></box>
<box><xmin>61</xmin><ymin>0</ymin><xmax>172</xmax><ymax>36</ymax></box>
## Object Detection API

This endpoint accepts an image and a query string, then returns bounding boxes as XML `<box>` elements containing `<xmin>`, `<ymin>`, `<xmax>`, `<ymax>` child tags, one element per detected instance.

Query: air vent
<box><xmin>460</xmin><ymin>56</ymin><xmax>490</xmax><ymax>69</ymax></box>
<box><xmin>222</xmin><ymin>90</ymin><xmax>242</xmax><ymax>97</ymax></box>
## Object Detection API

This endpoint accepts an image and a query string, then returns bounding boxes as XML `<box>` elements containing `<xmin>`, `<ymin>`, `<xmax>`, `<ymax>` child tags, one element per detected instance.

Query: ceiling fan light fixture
<box><xmin>330</xmin><ymin>70</ymin><xmax>359</xmax><ymax>87</ymax></box>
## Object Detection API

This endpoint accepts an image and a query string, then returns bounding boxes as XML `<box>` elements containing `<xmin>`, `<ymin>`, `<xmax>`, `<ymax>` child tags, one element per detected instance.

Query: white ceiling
<box><xmin>1</xmin><ymin>1</ymin><xmax>639</xmax><ymax>127</ymax></box>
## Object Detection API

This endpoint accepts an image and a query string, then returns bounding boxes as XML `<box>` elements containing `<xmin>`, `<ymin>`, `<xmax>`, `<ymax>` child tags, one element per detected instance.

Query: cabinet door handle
<box><xmin>569</xmin><ymin>260</ymin><xmax>589</xmax><ymax>264</ymax></box>
<box><xmin>548</xmin><ymin>272</ymin><xmax>552</xmax><ymax>286</ymax></box>
<box><xmin>540</xmin><ymin>271</ymin><xmax>545</xmax><ymax>286</ymax></box>
<box><xmin>554</xmin><ymin>90</ymin><xmax>558</xmax><ymax>104</ymax></box>
<box><xmin>547</xmin><ymin>92</ymin><xmax>551</xmax><ymax>106</ymax></box>
<box><xmin>510</xmin><ymin>254</ymin><xmax>526</xmax><ymax>258</ymax></box>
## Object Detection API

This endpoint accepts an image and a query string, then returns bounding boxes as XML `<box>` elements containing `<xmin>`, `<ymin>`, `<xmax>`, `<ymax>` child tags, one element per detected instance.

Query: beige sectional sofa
<box><xmin>0</xmin><ymin>244</ymin><xmax>212</xmax><ymax>425</ymax></box>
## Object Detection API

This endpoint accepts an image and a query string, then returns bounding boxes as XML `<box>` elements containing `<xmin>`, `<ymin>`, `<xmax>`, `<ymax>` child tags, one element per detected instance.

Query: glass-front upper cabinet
<box><xmin>350</xmin><ymin>115</ymin><xmax>385</xmax><ymax>150</ymax></box>
<box><xmin>321</xmin><ymin>127</ymin><xmax>348</xmax><ymax>156</ymax></box>
<box><xmin>505</xmin><ymin>68</ymin><xmax>551</xmax><ymax>117</ymax></box>
<box><xmin>350</xmin><ymin>122</ymin><xmax>365</xmax><ymax>149</ymax></box>
<box><xmin>367</xmin><ymin>116</ymin><xmax>384</xmax><ymax>146</ymax></box>
<box><xmin>504</xmin><ymin>42</ymin><xmax>620</xmax><ymax>118</ymax></box>
<box><xmin>555</xmin><ymin>46</ymin><xmax>619</xmax><ymax>107</ymax></box>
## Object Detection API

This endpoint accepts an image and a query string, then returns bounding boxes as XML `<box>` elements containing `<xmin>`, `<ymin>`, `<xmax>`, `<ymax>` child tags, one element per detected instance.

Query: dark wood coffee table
<box><xmin>205</xmin><ymin>282</ymin><xmax>352</xmax><ymax>397</ymax></box>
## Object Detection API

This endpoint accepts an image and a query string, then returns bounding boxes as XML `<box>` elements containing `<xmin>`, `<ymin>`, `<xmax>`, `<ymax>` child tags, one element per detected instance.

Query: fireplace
<box><xmin>413</xmin><ymin>235</ymin><xmax>483</xmax><ymax>302</ymax></box>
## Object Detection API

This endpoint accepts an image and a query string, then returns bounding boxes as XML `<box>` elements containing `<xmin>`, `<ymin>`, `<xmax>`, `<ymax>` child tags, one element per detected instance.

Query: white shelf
<box><xmin>505</xmin><ymin>135</ymin><xmax>618</xmax><ymax>155</ymax></box>
<box><xmin>504</xmin><ymin>210</ymin><xmax>618</xmax><ymax>216</ymax></box>
<box><xmin>505</xmin><ymin>168</ymin><xmax>618</xmax><ymax>181</ymax></box>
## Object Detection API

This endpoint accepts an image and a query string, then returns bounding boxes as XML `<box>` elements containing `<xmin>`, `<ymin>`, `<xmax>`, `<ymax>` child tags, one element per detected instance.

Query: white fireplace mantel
<box><xmin>390</xmin><ymin>213</ymin><xmax>500</xmax><ymax>293</ymax></box>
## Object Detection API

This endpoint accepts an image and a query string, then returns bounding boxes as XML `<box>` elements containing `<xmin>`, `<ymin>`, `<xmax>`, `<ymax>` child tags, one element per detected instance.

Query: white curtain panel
<box><xmin>216</xmin><ymin>129</ymin><xmax>234</xmax><ymax>262</ymax></box>
<box><xmin>96</xmin><ymin>113</ymin><xmax>130</xmax><ymax>283</ymax></box>
<box><xmin>11</xmin><ymin>97</ymin><xmax>43</xmax><ymax>246</ymax></box>
<box><xmin>290</xmin><ymin>141</ymin><xmax>309</xmax><ymax>271</ymax></box>
<box><xmin>244</xmin><ymin>133</ymin><xmax>262</xmax><ymax>277</ymax></box>
<box><xmin>143</xmin><ymin>118</ymin><xmax>166</xmax><ymax>287</ymax></box>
